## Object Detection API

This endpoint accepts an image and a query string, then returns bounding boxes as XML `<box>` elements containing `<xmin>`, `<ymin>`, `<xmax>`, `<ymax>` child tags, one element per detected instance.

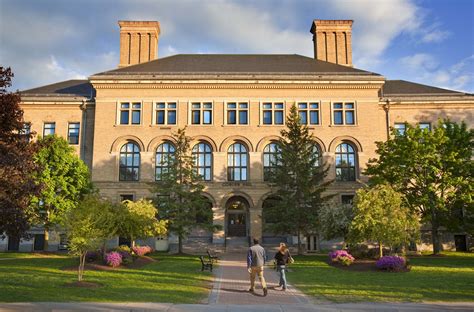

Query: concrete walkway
<box><xmin>208</xmin><ymin>252</ymin><xmax>311</xmax><ymax>305</ymax></box>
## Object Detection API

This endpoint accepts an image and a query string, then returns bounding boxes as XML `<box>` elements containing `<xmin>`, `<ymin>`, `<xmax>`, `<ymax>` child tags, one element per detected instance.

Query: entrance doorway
<box><xmin>8</xmin><ymin>236</ymin><xmax>20</xmax><ymax>251</ymax></box>
<box><xmin>226</xmin><ymin>196</ymin><xmax>249</xmax><ymax>237</ymax></box>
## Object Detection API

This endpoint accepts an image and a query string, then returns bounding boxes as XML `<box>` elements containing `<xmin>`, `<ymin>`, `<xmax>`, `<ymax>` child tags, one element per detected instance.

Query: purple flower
<box><xmin>329</xmin><ymin>250</ymin><xmax>355</xmax><ymax>266</ymax></box>
<box><xmin>376</xmin><ymin>256</ymin><xmax>406</xmax><ymax>271</ymax></box>
<box><xmin>105</xmin><ymin>252</ymin><xmax>122</xmax><ymax>267</ymax></box>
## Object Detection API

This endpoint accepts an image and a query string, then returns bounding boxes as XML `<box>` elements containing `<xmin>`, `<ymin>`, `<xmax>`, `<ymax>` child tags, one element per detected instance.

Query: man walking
<box><xmin>247</xmin><ymin>238</ymin><xmax>268</xmax><ymax>296</ymax></box>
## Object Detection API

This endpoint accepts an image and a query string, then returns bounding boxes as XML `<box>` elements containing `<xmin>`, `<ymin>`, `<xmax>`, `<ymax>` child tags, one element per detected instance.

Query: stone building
<box><xmin>2</xmin><ymin>20</ymin><xmax>473</xmax><ymax>252</ymax></box>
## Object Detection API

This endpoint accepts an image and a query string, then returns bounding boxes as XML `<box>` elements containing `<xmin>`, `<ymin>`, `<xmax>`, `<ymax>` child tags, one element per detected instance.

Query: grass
<box><xmin>288</xmin><ymin>252</ymin><xmax>474</xmax><ymax>303</ymax></box>
<box><xmin>0</xmin><ymin>252</ymin><xmax>213</xmax><ymax>303</ymax></box>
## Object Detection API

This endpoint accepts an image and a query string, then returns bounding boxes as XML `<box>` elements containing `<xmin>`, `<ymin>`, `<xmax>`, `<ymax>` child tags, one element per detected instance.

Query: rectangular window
<box><xmin>20</xmin><ymin>123</ymin><xmax>31</xmax><ymax>142</ymax></box>
<box><xmin>261</xmin><ymin>102</ymin><xmax>284</xmax><ymax>125</ymax></box>
<box><xmin>332</xmin><ymin>102</ymin><xmax>356</xmax><ymax>125</ymax></box>
<box><xmin>394</xmin><ymin>123</ymin><xmax>406</xmax><ymax>136</ymax></box>
<box><xmin>120</xmin><ymin>194</ymin><xmax>134</xmax><ymax>202</ymax></box>
<box><xmin>419</xmin><ymin>122</ymin><xmax>431</xmax><ymax>131</ymax></box>
<box><xmin>67</xmin><ymin>123</ymin><xmax>80</xmax><ymax>145</ymax></box>
<box><xmin>43</xmin><ymin>122</ymin><xmax>55</xmax><ymax>136</ymax></box>
<box><xmin>155</xmin><ymin>102</ymin><xmax>177</xmax><ymax>125</ymax></box>
<box><xmin>226</xmin><ymin>102</ymin><xmax>249</xmax><ymax>125</ymax></box>
<box><xmin>190</xmin><ymin>102</ymin><xmax>213</xmax><ymax>125</ymax></box>
<box><xmin>298</xmin><ymin>102</ymin><xmax>320</xmax><ymax>125</ymax></box>
<box><xmin>341</xmin><ymin>195</ymin><xmax>354</xmax><ymax>205</ymax></box>
<box><xmin>119</xmin><ymin>102</ymin><xmax>141</xmax><ymax>125</ymax></box>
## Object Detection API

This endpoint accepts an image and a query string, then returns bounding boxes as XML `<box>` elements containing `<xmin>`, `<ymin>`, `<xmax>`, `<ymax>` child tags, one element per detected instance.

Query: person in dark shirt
<box><xmin>274</xmin><ymin>242</ymin><xmax>291</xmax><ymax>291</ymax></box>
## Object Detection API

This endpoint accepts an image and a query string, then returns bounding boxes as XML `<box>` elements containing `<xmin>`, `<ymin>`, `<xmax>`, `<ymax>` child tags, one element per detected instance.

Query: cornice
<box><xmin>91</xmin><ymin>82</ymin><xmax>384</xmax><ymax>90</ymax></box>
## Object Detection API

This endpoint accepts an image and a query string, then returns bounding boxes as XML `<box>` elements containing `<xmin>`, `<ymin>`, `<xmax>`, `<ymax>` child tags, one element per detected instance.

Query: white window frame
<box><xmin>154</xmin><ymin>101</ymin><xmax>178</xmax><ymax>125</ymax></box>
<box><xmin>116</xmin><ymin>101</ymin><xmax>143</xmax><ymax>126</ymax></box>
<box><xmin>296</xmin><ymin>101</ymin><xmax>321</xmax><ymax>126</ymax></box>
<box><xmin>188</xmin><ymin>101</ymin><xmax>214</xmax><ymax>126</ymax></box>
<box><xmin>43</xmin><ymin>122</ymin><xmax>56</xmax><ymax>136</ymax></box>
<box><xmin>260</xmin><ymin>101</ymin><xmax>286</xmax><ymax>126</ymax></box>
<box><xmin>224</xmin><ymin>101</ymin><xmax>250</xmax><ymax>125</ymax></box>
<box><xmin>331</xmin><ymin>101</ymin><xmax>357</xmax><ymax>126</ymax></box>
<box><xmin>418</xmin><ymin>122</ymin><xmax>431</xmax><ymax>131</ymax></box>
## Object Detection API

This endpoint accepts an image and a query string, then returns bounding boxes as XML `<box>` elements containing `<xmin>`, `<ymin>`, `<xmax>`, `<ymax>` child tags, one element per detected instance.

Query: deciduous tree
<box><xmin>30</xmin><ymin>135</ymin><xmax>91</xmax><ymax>250</ymax></box>
<box><xmin>0</xmin><ymin>67</ymin><xmax>41</xmax><ymax>238</ymax></box>
<box><xmin>348</xmin><ymin>184</ymin><xmax>419</xmax><ymax>258</ymax></box>
<box><xmin>366</xmin><ymin>120</ymin><xmax>473</xmax><ymax>254</ymax></box>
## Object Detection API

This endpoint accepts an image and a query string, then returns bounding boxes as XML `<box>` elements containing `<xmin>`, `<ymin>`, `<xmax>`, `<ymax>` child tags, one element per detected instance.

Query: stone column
<box><xmin>249</xmin><ymin>208</ymin><xmax>263</xmax><ymax>241</ymax></box>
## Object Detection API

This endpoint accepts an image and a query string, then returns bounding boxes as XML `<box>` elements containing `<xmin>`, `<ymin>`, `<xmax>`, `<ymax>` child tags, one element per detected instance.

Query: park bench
<box><xmin>207</xmin><ymin>249</ymin><xmax>219</xmax><ymax>263</ymax></box>
<box><xmin>199</xmin><ymin>255</ymin><xmax>213</xmax><ymax>272</ymax></box>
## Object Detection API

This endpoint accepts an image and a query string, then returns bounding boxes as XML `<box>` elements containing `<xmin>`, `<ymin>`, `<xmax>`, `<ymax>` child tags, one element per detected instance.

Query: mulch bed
<box><xmin>64</xmin><ymin>281</ymin><xmax>103</xmax><ymax>288</ymax></box>
<box><xmin>328</xmin><ymin>259</ymin><xmax>410</xmax><ymax>273</ymax></box>
<box><xmin>62</xmin><ymin>256</ymin><xmax>156</xmax><ymax>271</ymax></box>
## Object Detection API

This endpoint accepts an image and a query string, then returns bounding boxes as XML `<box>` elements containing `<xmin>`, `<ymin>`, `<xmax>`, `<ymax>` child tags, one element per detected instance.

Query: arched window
<box><xmin>335</xmin><ymin>142</ymin><xmax>356</xmax><ymax>181</ymax></box>
<box><xmin>155</xmin><ymin>142</ymin><xmax>176</xmax><ymax>181</ymax></box>
<box><xmin>263</xmin><ymin>142</ymin><xmax>281</xmax><ymax>181</ymax></box>
<box><xmin>313</xmin><ymin>144</ymin><xmax>322</xmax><ymax>167</ymax></box>
<box><xmin>119</xmin><ymin>142</ymin><xmax>140</xmax><ymax>181</ymax></box>
<box><xmin>192</xmin><ymin>142</ymin><xmax>212</xmax><ymax>181</ymax></box>
<box><xmin>227</xmin><ymin>142</ymin><xmax>248</xmax><ymax>181</ymax></box>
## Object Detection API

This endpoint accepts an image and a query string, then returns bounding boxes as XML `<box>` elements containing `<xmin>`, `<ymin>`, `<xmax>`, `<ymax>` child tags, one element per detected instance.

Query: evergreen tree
<box><xmin>366</xmin><ymin>120</ymin><xmax>473</xmax><ymax>254</ymax></box>
<box><xmin>151</xmin><ymin>128</ymin><xmax>217</xmax><ymax>254</ymax></box>
<box><xmin>30</xmin><ymin>135</ymin><xmax>92</xmax><ymax>250</ymax></box>
<box><xmin>266</xmin><ymin>105</ymin><xmax>332</xmax><ymax>254</ymax></box>
<box><xmin>0</xmin><ymin>67</ymin><xmax>42</xmax><ymax>238</ymax></box>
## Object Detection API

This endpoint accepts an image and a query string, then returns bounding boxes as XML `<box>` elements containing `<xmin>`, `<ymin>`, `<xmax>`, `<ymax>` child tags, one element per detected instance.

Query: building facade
<box><xmin>2</xmin><ymin>20</ymin><xmax>473</xmax><ymax>252</ymax></box>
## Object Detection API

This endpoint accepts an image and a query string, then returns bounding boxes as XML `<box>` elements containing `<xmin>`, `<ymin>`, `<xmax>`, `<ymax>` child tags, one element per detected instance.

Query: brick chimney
<box><xmin>118</xmin><ymin>21</ymin><xmax>161</xmax><ymax>68</ymax></box>
<box><xmin>310</xmin><ymin>20</ymin><xmax>353</xmax><ymax>67</ymax></box>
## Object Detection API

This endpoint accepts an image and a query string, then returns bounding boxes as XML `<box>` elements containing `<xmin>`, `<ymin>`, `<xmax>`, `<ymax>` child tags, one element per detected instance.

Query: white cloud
<box><xmin>398</xmin><ymin>54</ymin><xmax>474</xmax><ymax>92</ymax></box>
<box><xmin>421</xmin><ymin>29</ymin><xmax>450</xmax><ymax>43</ymax></box>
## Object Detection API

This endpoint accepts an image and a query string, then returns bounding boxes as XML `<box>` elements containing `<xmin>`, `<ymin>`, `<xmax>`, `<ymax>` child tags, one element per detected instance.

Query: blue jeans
<box><xmin>277</xmin><ymin>265</ymin><xmax>287</xmax><ymax>289</ymax></box>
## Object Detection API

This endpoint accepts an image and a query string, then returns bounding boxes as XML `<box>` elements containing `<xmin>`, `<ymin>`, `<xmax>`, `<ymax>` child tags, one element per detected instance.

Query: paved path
<box><xmin>208</xmin><ymin>252</ymin><xmax>311</xmax><ymax>305</ymax></box>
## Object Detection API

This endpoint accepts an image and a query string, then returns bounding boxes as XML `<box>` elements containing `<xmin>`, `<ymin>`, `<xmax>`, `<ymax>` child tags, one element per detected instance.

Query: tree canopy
<box><xmin>0</xmin><ymin>67</ymin><xmax>41</xmax><ymax>238</ymax></box>
<box><xmin>265</xmin><ymin>104</ymin><xmax>333</xmax><ymax>254</ymax></box>
<box><xmin>151</xmin><ymin>127</ymin><xmax>216</xmax><ymax>253</ymax></box>
<box><xmin>365</xmin><ymin>120</ymin><xmax>473</xmax><ymax>254</ymax></box>
<box><xmin>348</xmin><ymin>184</ymin><xmax>419</xmax><ymax>258</ymax></box>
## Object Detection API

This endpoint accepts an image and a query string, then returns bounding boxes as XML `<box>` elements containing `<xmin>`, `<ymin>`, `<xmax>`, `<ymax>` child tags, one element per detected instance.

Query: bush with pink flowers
<box><xmin>329</xmin><ymin>250</ymin><xmax>355</xmax><ymax>266</ymax></box>
<box><xmin>105</xmin><ymin>251</ymin><xmax>122</xmax><ymax>267</ymax></box>
<box><xmin>132</xmin><ymin>245</ymin><xmax>153</xmax><ymax>256</ymax></box>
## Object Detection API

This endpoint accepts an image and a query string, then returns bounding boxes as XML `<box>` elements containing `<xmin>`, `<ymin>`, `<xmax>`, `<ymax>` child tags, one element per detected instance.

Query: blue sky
<box><xmin>1</xmin><ymin>0</ymin><xmax>473</xmax><ymax>92</ymax></box>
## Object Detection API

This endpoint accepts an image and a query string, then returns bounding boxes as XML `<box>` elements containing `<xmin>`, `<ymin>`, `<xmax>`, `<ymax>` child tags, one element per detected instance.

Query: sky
<box><xmin>0</xmin><ymin>0</ymin><xmax>473</xmax><ymax>92</ymax></box>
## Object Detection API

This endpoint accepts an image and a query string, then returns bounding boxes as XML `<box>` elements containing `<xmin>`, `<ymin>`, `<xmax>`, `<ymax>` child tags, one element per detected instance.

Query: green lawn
<box><xmin>0</xmin><ymin>252</ymin><xmax>212</xmax><ymax>303</ymax></box>
<box><xmin>289</xmin><ymin>252</ymin><xmax>474</xmax><ymax>303</ymax></box>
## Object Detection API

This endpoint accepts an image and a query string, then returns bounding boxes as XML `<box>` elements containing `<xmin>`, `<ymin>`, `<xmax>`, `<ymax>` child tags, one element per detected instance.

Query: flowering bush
<box><xmin>329</xmin><ymin>250</ymin><xmax>355</xmax><ymax>266</ymax></box>
<box><xmin>132</xmin><ymin>245</ymin><xmax>153</xmax><ymax>256</ymax></box>
<box><xmin>376</xmin><ymin>256</ymin><xmax>407</xmax><ymax>271</ymax></box>
<box><xmin>105</xmin><ymin>251</ymin><xmax>122</xmax><ymax>267</ymax></box>
<box><xmin>116</xmin><ymin>245</ymin><xmax>131</xmax><ymax>253</ymax></box>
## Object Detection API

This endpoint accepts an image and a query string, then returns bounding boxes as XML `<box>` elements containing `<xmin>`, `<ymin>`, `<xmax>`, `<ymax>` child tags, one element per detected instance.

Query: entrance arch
<box><xmin>225</xmin><ymin>196</ymin><xmax>250</xmax><ymax>237</ymax></box>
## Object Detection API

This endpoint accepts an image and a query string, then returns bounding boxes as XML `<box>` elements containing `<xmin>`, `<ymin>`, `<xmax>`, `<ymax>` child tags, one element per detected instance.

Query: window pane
<box><xmin>168</xmin><ymin>111</ymin><xmax>177</xmax><ymax>124</ymax></box>
<box><xmin>132</xmin><ymin>103</ymin><xmax>141</xmax><ymax>109</ymax></box>
<box><xmin>263</xmin><ymin>103</ymin><xmax>272</xmax><ymax>109</ymax></box>
<box><xmin>227</xmin><ymin>103</ymin><xmax>237</xmax><ymax>109</ymax></box>
<box><xmin>334</xmin><ymin>111</ymin><xmax>343</xmax><ymax>125</ymax></box>
<box><xmin>121</xmin><ymin>103</ymin><xmax>130</xmax><ymax>109</ymax></box>
<box><xmin>120</xmin><ymin>111</ymin><xmax>129</xmax><ymax>124</ymax></box>
<box><xmin>263</xmin><ymin>111</ymin><xmax>272</xmax><ymax>124</ymax></box>
<box><xmin>156</xmin><ymin>111</ymin><xmax>165</xmax><ymax>124</ymax></box>
<box><xmin>168</xmin><ymin>103</ymin><xmax>177</xmax><ymax>108</ymax></box>
<box><xmin>203</xmin><ymin>103</ymin><xmax>212</xmax><ymax>109</ymax></box>
<box><xmin>298</xmin><ymin>103</ymin><xmax>307</xmax><ymax>109</ymax></box>
<box><xmin>274</xmin><ymin>103</ymin><xmax>284</xmax><ymax>109</ymax></box>
<box><xmin>419</xmin><ymin>123</ymin><xmax>431</xmax><ymax>131</ymax></box>
<box><xmin>192</xmin><ymin>110</ymin><xmax>200</xmax><ymax>124</ymax></box>
<box><xmin>310</xmin><ymin>111</ymin><xmax>319</xmax><ymax>124</ymax></box>
<box><xmin>345</xmin><ymin>111</ymin><xmax>354</xmax><ymax>125</ymax></box>
<box><xmin>132</xmin><ymin>110</ymin><xmax>141</xmax><ymax>124</ymax></box>
<box><xmin>156</xmin><ymin>103</ymin><xmax>166</xmax><ymax>109</ymax></box>
<box><xmin>394</xmin><ymin>123</ymin><xmax>406</xmax><ymax>136</ymax></box>
<box><xmin>241</xmin><ymin>168</ymin><xmax>247</xmax><ymax>180</ymax></box>
<box><xmin>309</xmin><ymin>103</ymin><xmax>319</xmax><ymax>109</ymax></box>
<box><xmin>333</xmin><ymin>103</ymin><xmax>343</xmax><ymax>109</ymax></box>
<box><xmin>192</xmin><ymin>103</ymin><xmax>201</xmax><ymax>109</ymax></box>
<box><xmin>299</xmin><ymin>111</ymin><xmax>307</xmax><ymax>124</ymax></box>
<box><xmin>239</xmin><ymin>103</ymin><xmax>248</xmax><ymax>109</ymax></box>
<box><xmin>239</xmin><ymin>111</ymin><xmax>248</xmax><ymax>124</ymax></box>
<box><xmin>274</xmin><ymin>111</ymin><xmax>284</xmax><ymax>125</ymax></box>
<box><xmin>345</xmin><ymin>103</ymin><xmax>354</xmax><ymax>109</ymax></box>
<box><xmin>228</xmin><ymin>111</ymin><xmax>236</xmax><ymax>124</ymax></box>
<box><xmin>203</xmin><ymin>110</ymin><xmax>212</xmax><ymax>124</ymax></box>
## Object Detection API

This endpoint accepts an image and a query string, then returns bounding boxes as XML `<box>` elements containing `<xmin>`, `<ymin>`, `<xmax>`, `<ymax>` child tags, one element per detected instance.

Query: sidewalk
<box><xmin>208</xmin><ymin>252</ymin><xmax>311</xmax><ymax>305</ymax></box>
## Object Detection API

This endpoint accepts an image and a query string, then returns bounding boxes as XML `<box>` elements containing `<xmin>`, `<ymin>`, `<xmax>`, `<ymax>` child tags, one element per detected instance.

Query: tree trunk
<box><xmin>131</xmin><ymin>238</ymin><xmax>136</xmax><ymax>248</ymax></box>
<box><xmin>101</xmin><ymin>242</ymin><xmax>107</xmax><ymax>260</ymax></box>
<box><xmin>43</xmin><ymin>227</ymin><xmax>49</xmax><ymax>251</ymax></box>
<box><xmin>297</xmin><ymin>230</ymin><xmax>302</xmax><ymax>255</ymax></box>
<box><xmin>178</xmin><ymin>235</ymin><xmax>183</xmax><ymax>254</ymax></box>
<box><xmin>379</xmin><ymin>242</ymin><xmax>383</xmax><ymax>258</ymax></box>
<box><xmin>78</xmin><ymin>252</ymin><xmax>85</xmax><ymax>282</ymax></box>
<box><xmin>431</xmin><ymin>221</ymin><xmax>441</xmax><ymax>255</ymax></box>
